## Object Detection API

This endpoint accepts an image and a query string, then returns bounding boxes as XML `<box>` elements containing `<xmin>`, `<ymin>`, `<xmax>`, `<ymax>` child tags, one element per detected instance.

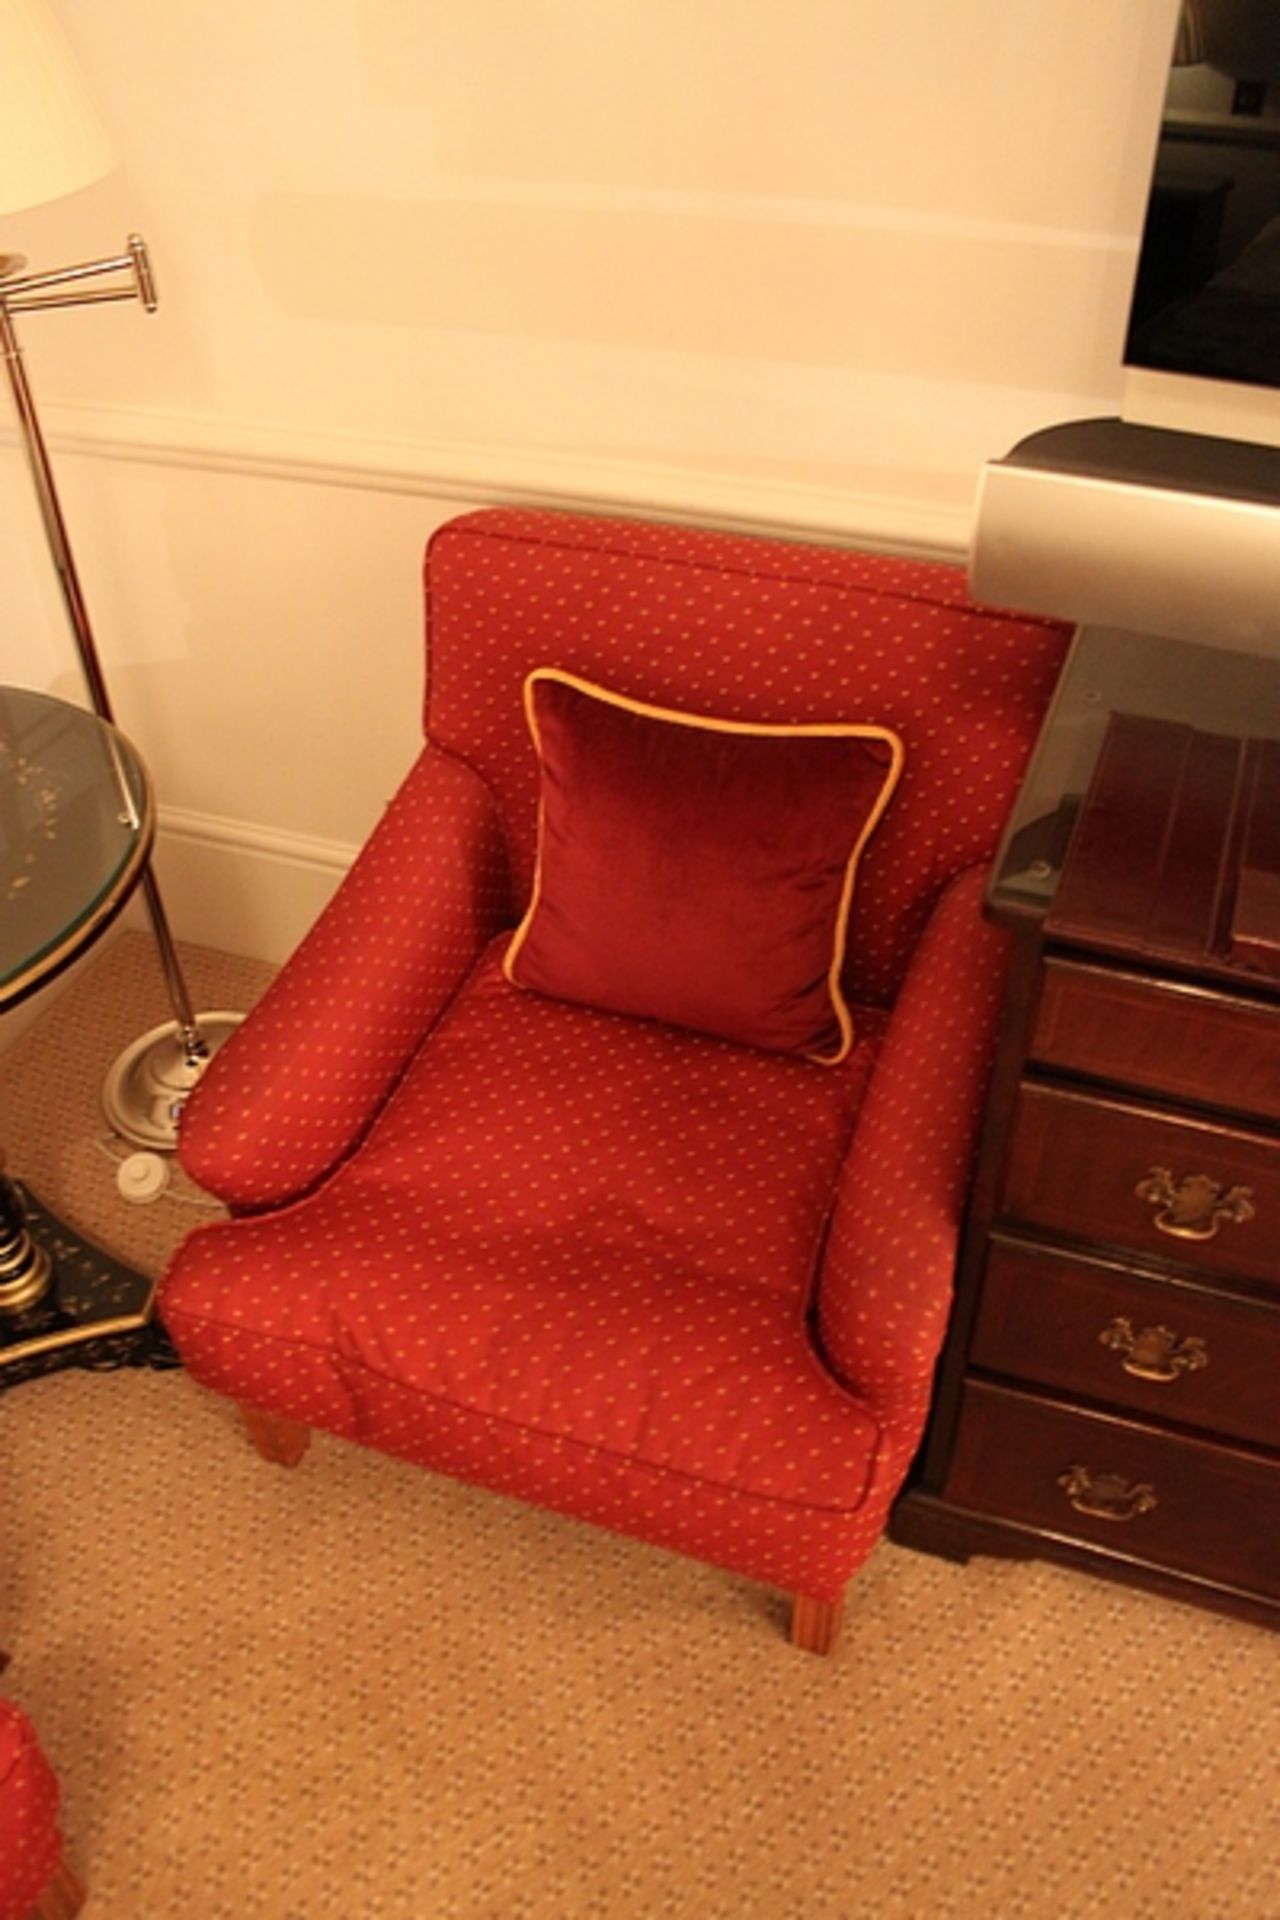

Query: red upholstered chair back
<box><xmin>423</xmin><ymin>509</ymin><xmax>1069</xmax><ymax>1006</ymax></box>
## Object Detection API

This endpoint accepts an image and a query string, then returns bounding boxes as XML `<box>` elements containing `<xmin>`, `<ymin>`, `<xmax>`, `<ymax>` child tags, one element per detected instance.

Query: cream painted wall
<box><xmin>1</xmin><ymin>0</ymin><xmax>1181</xmax><ymax>969</ymax></box>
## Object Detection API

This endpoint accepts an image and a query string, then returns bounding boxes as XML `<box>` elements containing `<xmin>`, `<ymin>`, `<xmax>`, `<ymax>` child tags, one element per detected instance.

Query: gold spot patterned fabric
<box><xmin>817</xmin><ymin>863</ymin><xmax>1019</xmax><ymax>1550</ymax></box>
<box><xmin>163</xmin><ymin>940</ymin><xmax>887</xmax><ymax>1597</ymax></box>
<box><xmin>177</xmin><ymin>743</ymin><xmax>513</xmax><ymax>1215</ymax></box>
<box><xmin>160</xmin><ymin>508</ymin><xmax>1070</xmax><ymax>1610</ymax></box>
<box><xmin>0</xmin><ymin>1699</ymin><xmax>62</xmax><ymax>1920</ymax></box>
<box><xmin>424</xmin><ymin>510</ymin><xmax>1069</xmax><ymax>1004</ymax></box>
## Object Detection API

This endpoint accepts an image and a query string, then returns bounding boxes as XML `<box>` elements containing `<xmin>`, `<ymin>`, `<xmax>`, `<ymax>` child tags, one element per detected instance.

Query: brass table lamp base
<box><xmin>0</xmin><ymin>1164</ymin><xmax>52</xmax><ymax>1315</ymax></box>
<box><xmin>0</xmin><ymin>1172</ymin><xmax>176</xmax><ymax>1385</ymax></box>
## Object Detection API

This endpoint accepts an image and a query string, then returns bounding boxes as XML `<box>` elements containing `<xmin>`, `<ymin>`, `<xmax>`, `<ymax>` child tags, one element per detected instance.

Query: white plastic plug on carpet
<box><xmin>116</xmin><ymin>1150</ymin><xmax>170</xmax><ymax>1205</ymax></box>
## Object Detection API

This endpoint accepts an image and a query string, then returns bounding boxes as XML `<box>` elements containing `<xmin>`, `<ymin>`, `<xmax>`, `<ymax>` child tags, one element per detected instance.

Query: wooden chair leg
<box><xmin>789</xmin><ymin>1591</ymin><xmax>845</xmax><ymax>1656</ymax></box>
<box><xmin>239</xmin><ymin>1403</ymin><xmax>312</xmax><ymax>1467</ymax></box>
<box><xmin>33</xmin><ymin>1851</ymin><xmax>85</xmax><ymax>1920</ymax></box>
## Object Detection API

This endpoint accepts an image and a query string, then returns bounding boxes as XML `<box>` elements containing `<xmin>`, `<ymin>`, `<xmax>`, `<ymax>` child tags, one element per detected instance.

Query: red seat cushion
<box><xmin>163</xmin><ymin>942</ymin><xmax>886</xmax><ymax>1518</ymax></box>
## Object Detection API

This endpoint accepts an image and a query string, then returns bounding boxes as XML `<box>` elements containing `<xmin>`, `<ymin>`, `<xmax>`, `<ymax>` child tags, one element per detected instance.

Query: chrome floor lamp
<box><xmin>1</xmin><ymin>0</ymin><xmax>241</xmax><ymax>1150</ymax></box>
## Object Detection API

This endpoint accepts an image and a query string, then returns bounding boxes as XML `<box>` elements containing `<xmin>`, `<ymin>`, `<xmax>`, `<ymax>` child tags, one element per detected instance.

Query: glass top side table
<box><xmin>1</xmin><ymin>687</ymin><xmax>154</xmax><ymax>1008</ymax></box>
<box><xmin>0</xmin><ymin>687</ymin><xmax>167</xmax><ymax>1384</ymax></box>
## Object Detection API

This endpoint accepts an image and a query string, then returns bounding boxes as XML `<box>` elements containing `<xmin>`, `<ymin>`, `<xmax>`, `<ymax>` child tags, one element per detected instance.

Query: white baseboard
<box><xmin>1</xmin><ymin>816</ymin><xmax>341</xmax><ymax>1053</ymax></box>
<box><xmin>140</xmin><ymin>806</ymin><xmax>356</xmax><ymax>966</ymax></box>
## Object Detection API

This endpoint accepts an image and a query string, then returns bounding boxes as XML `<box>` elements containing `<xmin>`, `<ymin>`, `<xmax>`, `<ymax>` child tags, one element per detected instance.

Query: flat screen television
<box><xmin>1122</xmin><ymin>1</ymin><xmax>1280</xmax><ymax>447</ymax></box>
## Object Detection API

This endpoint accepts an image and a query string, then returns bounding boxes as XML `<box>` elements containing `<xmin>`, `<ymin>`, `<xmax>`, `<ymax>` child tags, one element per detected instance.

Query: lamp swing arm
<box><xmin>0</xmin><ymin>234</ymin><xmax>155</xmax><ymax>315</ymax></box>
<box><xmin>0</xmin><ymin>235</ymin><xmax>205</xmax><ymax>1063</ymax></box>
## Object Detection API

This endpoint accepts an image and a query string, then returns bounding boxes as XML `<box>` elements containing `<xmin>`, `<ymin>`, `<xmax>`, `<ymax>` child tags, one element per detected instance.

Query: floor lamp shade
<box><xmin>0</xmin><ymin>0</ymin><xmax>117</xmax><ymax>215</ymax></box>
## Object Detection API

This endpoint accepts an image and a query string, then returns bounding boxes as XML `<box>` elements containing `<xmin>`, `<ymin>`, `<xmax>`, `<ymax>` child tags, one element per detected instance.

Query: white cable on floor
<box><xmin>94</xmin><ymin>1133</ymin><xmax>224</xmax><ymax>1209</ymax></box>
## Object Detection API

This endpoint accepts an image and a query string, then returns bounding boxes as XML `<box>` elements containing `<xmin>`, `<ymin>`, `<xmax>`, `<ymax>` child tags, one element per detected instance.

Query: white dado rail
<box><xmin>5</xmin><ymin>401</ymin><xmax>977</xmax><ymax>976</ymax></box>
<box><xmin>23</xmin><ymin>400</ymin><xmax>973</xmax><ymax>561</ymax></box>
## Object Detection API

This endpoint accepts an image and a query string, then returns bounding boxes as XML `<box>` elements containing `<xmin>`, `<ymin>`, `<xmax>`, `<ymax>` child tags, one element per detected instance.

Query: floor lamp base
<box><xmin>102</xmin><ymin>1012</ymin><xmax>245</xmax><ymax>1152</ymax></box>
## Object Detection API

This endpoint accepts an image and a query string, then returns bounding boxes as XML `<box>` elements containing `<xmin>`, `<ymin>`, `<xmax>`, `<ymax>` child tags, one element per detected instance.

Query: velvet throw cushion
<box><xmin>503</xmin><ymin>670</ymin><xmax>904</xmax><ymax>1062</ymax></box>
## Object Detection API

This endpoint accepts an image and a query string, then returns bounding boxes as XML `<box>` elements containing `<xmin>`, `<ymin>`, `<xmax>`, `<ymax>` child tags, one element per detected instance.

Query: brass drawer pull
<box><xmin>1135</xmin><ymin>1167</ymin><xmax>1255</xmax><ymax>1241</ymax></box>
<box><xmin>1098</xmin><ymin>1316</ymin><xmax>1208</xmax><ymax>1383</ymax></box>
<box><xmin>1058</xmin><ymin>1465</ymin><xmax>1158</xmax><ymax>1523</ymax></box>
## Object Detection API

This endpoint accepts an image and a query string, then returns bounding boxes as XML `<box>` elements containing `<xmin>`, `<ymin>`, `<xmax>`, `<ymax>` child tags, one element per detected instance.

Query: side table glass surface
<box><xmin>0</xmin><ymin>687</ymin><xmax>153</xmax><ymax>1008</ymax></box>
<box><xmin>0</xmin><ymin>686</ymin><xmax>168</xmax><ymax>1385</ymax></box>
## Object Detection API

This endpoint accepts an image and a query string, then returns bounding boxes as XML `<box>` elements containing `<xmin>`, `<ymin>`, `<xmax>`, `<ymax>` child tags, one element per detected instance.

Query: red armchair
<box><xmin>0</xmin><ymin>1696</ymin><xmax>82</xmax><ymax>1920</ymax></box>
<box><xmin>159</xmin><ymin>509</ymin><xmax>1068</xmax><ymax>1652</ymax></box>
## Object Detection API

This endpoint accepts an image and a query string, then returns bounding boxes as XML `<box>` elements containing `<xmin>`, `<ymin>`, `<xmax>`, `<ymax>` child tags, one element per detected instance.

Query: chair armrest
<box><xmin>815</xmin><ymin>864</ymin><xmax>1008</xmax><ymax>1435</ymax></box>
<box><xmin>177</xmin><ymin>745</ymin><xmax>511</xmax><ymax>1211</ymax></box>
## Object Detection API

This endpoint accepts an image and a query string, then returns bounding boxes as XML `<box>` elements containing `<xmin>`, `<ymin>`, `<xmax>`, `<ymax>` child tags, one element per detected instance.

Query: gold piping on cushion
<box><xmin>504</xmin><ymin>668</ymin><xmax>904</xmax><ymax>1065</ymax></box>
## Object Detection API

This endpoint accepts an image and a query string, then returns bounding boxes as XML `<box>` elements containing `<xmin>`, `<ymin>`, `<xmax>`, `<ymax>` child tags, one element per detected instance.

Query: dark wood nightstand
<box><xmin>891</xmin><ymin>627</ymin><xmax>1280</xmax><ymax>1629</ymax></box>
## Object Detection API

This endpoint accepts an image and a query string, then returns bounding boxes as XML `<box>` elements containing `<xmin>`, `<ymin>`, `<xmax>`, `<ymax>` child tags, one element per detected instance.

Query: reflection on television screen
<box><xmin>1126</xmin><ymin>1</ymin><xmax>1280</xmax><ymax>392</ymax></box>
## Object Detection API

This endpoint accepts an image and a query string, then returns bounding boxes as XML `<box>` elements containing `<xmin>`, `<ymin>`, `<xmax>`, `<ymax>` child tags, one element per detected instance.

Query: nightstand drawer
<box><xmin>944</xmin><ymin>1382</ymin><xmax>1280</xmax><ymax>1599</ymax></box>
<box><xmin>970</xmin><ymin>1238</ymin><xmax>1280</xmax><ymax>1450</ymax></box>
<box><xmin>1031</xmin><ymin>958</ymin><xmax>1280</xmax><ymax>1124</ymax></box>
<box><xmin>1001</xmin><ymin>1082</ymin><xmax>1280</xmax><ymax>1290</ymax></box>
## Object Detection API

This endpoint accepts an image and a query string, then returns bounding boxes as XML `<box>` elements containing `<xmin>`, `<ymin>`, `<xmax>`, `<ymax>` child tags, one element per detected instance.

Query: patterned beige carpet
<box><xmin>1</xmin><ymin>934</ymin><xmax>1278</xmax><ymax>1920</ymax></box>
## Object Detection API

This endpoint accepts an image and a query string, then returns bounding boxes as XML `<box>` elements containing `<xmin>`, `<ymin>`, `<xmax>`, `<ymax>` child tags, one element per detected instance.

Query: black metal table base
<box><xmin>0</xmin><ymin>1184</ymin><xmax>180</xmax><ymax>1388</ymax></box>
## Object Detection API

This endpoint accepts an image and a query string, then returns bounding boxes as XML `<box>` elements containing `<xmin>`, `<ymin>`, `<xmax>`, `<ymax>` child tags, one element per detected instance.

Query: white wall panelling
<box><xmin>0</xmin><ymin>1</ymin><xmax>1183</xmax><ymax>964</ymax></box>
